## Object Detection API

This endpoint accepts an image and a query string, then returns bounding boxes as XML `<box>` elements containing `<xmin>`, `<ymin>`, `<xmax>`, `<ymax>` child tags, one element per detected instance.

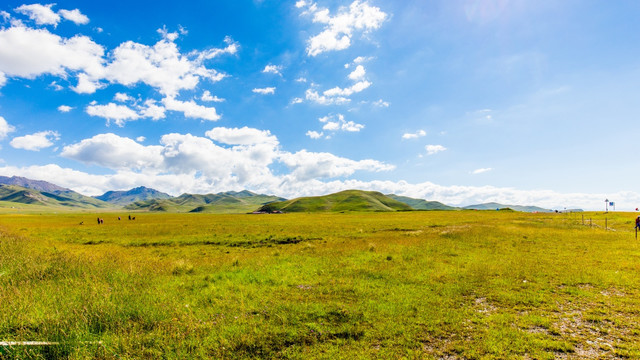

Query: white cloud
<box><xmin>0</xmin><ymin>72</ymin><xmax>6</xmax><ymax>88</ymax></box>
<box><xmin>61</xmin><ymin>133</ymin><xmax>163</xmax><ymax>170</ymax></box>
<box><xmin>138</xmin><ymin>99</ymin><xmax>166</xmax><ymax>120</ymax></box>
<box><xmin>161</xmin><ymin>96</ymin><xmax>220</xmax><ymax>121</ymax></box>
<box><xmin>348</xmin><ymin>65</ymin><xmax>366</xmax><ymax>81</ymax></box>
<box><xmin>1</xmin><ymin>11</ymin><xmax>10</xmax><ymax>21</ymax></box>
<box><xmin>57</xmin><ymin>105</ymin><xmax>73</xmax><ymax>112</ymax></box>
<box><xmin>305</xmin><ymin>89</ymin><xmax>350</xmax><ymax>105</ymax></box>
<box><xmin>262</xmin><ymin>64</ymin><xmax>282</xmax><ymax>76</ymax></box>
<box><xmin>425</xmin><ymin>144</ymin><xmax>446</xmax><ymax>155</ymax></box>
<box><xmin>323</xmin><ymin>80</ymin><xmax>371</xmax><ymax>97</ymax></box>
<box><xmin>402</xmin><ymin>130</ymin><xmax>426</xmax><ymax>139</ymax></box>
<box><xmin>306</xmin><ymin>130</ymin><xmax>323</xmax><ymax>139</ymax></box>
<box><xmin>472</xmin><ymin>168</ymin><xmax>492</xmax><ymax>175</ymax></box>
<box><xmin>10</xmin><ymin>130</ymin><xmax>60</xmax><ymax>151</ymax></box>
<box><xmin>15</xmin><ymin>4</ymin><xmax>60</xmax><ymax>26</ymax></box>
<box><xmin>201</xmin><ymin>90</ymin><xmax>224</xmax><ymax>102</ymax></box>
<box><xmin>136</xmin><ymin>136</ymin><xmax>146</xmax><ymax>142</ymax></box>
<box><xmin>372</xmin><ymin>99</ymin><xmax>389</xmax><ymax>108</ymax></box>
<box><xmin>353</xmin><ymin>56</ymin><xmax>371</xmax><ymax>64</ymax></box>
<box><xmin>280</xmin><ymin>150</ymin><xmax>393</xmax><ymax>181</ymax></box>
<box><xmin>252</xmin><ymin>87</ymin><xmax>276</xmax><ymax>95</ymax></box>
<box><xmin>49</xmin><ymin>80</ymin><xmax>63</xmax><ymax>90</ymax></box>
<box><xmin>299</xmin><ymin>0</ymin><xmax>388</xmax><ymax>56</ymax></box>
<box><xmin>291</xmin><ymin>97</ymin><xmax>304</xmax><ymax>104</ymax></box>
<box><xmin>316</xmin><ymin>114</ymin><xmax>364</xmax><ymax>133</ymax></box>
<box><xmin>58</xmin><ymin>9</ymin><xmax>89</xmax><ymax>25</ymax></box>
<box><xmin>86</xmin><ymin>103</ymin><xmax>140</xmax><ymax>127</ymax></box>
<box><xmin>0</xmin><ymin>25</ymin><xmax>104</xmax><ymax>81</ymax></box>
<box><xmin>114</xmin><ymin>92</ymin><xmax>134</xmax><ymax>102</ymax></box>
<box><xmin>295</xmin><ymin>77</ymin><xmax>307</xmax><ymax>83</ymax></box>
<box><xmin>0</xmin><ymin>116</ymin><xmax>15</xmax><ymax>140</ymax></box>
<box><xmin>206</xmin><ymin>127</ymin><xmax>278</xmax><ymax>146</ymax></box>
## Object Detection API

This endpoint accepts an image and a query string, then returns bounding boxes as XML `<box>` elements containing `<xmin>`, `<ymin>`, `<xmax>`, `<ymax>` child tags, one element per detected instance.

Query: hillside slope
<box><xmin>387</xmin><ymin>194</ymin><xmax>458</xmax><ymax>210</ymax></box>
<box><xmin>126</xmin><ymin>191</ymin><xmax>285</xmax><ymax>213</ymax></box>
<box><xmin>0</xmin><ymin>184</ymin><xmax>112</xmax><ymax>209</ymax></box>
<box><xmin>257</xmin><ymin>190</ymin><xmax>413</xmax><ymax>213</ymax></box>
<box><xmin>95</xmin><ymin>186</ymin><xmax>172</xmax><ymax>206</ymax></box>
<box><xmin>463</xmin><ymin>202</ymin><xmax>551</xmax><ymax>212</ymax></box>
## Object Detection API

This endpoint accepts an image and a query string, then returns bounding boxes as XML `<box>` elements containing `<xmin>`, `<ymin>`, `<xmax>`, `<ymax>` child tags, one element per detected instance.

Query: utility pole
<box><xmin>605</xmin><ymin>198</ymin><xmax>609</xmax><ymax>213</ymax></box>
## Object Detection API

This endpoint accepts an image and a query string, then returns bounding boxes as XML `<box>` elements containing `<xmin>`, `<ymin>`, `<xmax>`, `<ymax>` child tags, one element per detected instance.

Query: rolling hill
<box><xmin>95</xmin><ymin>186</ymin><xmax>171</xmax><ymax>206</ymax></box>
<box><xmin>125</xmin><ymin>191</ymin><xmax>285</xmax><ymax>213</ymax></box>
<box><xmin>386</xmin><ymin>194</ymin><xmax>458</xmax><ymax>210</ymax></box>
<box><xmin>0</xmin><ymin>184</ymin><xmax>112</xmax><ymax>209</ymax></box>
<box><xmin>257</xmin><ymin>190</ymin><xmax>413</xmax><ymax>213</ymax></box>
<box><xmin>463</xmin><ymin>202</ymin><xmax>551</xmax><ymax>213</ymax></box>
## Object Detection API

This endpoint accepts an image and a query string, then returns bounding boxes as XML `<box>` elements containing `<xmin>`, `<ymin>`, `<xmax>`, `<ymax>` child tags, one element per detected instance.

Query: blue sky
<box><xmin>1</xmin><ymin>0</ymin><xmax>639</xmax><ymax>210</ymax></box>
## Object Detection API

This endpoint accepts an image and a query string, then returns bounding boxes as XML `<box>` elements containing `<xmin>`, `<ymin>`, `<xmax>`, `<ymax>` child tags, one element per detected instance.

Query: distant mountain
<box><xmin>95</xmin><ymin>186</ymin><xmax>171</xmax><ymax>206</ymax></box>
<box><xmin>463</xmin><ymin>202</ymin><xmax>551</xmax><ymax>213</ymax></box>
<box><xmin>257</xmin><ymin>190</ymin><xmax>413</xmax><ymax>213</ymax></box>
<box><xmin>386</xmin><ymin>194</ymin><xmax>458</xmax><ymax>210</ymax></box>
<box><xmin>0</xmin><ymin>176</ymin><xmax>68</xmax><ymax>193</ymax></box>
<box><xmin>0</xmin><ymin>184</ymin><xmax>112</xmax><ymax>209</ymax></box>
<box><xmin>125</xmin><ymin>191</ymin><xmax>285</xmax><ymax>213</ymax></box>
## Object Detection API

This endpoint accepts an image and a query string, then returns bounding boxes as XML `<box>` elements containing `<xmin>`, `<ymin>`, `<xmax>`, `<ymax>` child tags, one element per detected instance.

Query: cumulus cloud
<box><xmin>323</xmin><ymin>80</ymin><xmax>371</xmax><ymax>97</ymax></box>
<box><xmin>348</xmin><ymin>65</ymin><xmax>365</xmax><ymax>80</ymax></box>
<box><xmin>60</xmin><ymin>133</ymin><xmax>163</xmax><ymax>170</ymax></box>
<box><xmin>472</xmin><ymin>168</ymin><xmax>492</xmax><ymax>175</ymax></box>
<box><xmin>298</xmin><ymin>0</ymin><xmax>388</xmax><ymax>56</ymax></box>
<box><xmin>161</xmin><ymin>96</ymin><xmax>220</xmax><ymax>121</ymax></box>
<box><xmin>10</xmin><ymin>130</ymin><xmax>60</xmax><ymax>151</ymax></box>
<box><xmin>58</xmin><ymin>9</ymin><xmax>89</xmax><ymax>25</ymax></box>
<box><xmin>57</xmin><ymin>105</ymin><xmax>73</xmax><ymax>112</ymax></box>
<box><xmin>0</xmin><ymin>25</ymin><xmax>104</xmax><ymax>81</ymax></box>
<box><xmin>425</xmin><ymin>144</ymin><xmax>446</xmax><ymax>155</ymax></box>
<box><xmin>252</xmin><ymin>87</ymin><xmax>276</xmax><ymax>95</ymax></box>
<box><xmin>0</xmin><ymin>23</ymin><xmax>233</xmax><ymax>121</ymax></box>
<box><xmin>136</xmin><ymin>136</ymin><xmax>146</xmax><ymax>142</ymax></box>
<box><xmin>206</xmin><ymin>126</ymin><xmax>278</xmax><ymax>146</ymax></box>
<box><xmin>262</xmin><ymin>64</ymin><xmax>282</xmax><ymax>76</ymax></box>
<box><xmin>306</xmin><ymin>130</ymin><xmax>323</xmax><ymax>139</ymax></box>
<box><xmin>139</xmin><ymin>99</ymin><xmax>166</xmax><ymax>120</ymax></box>
<box><xmin>86</xmin><ymin>103</ymin><xmax>140</xmax><ymax>126</ymax></box>
<box><xmin>319</xmin><ymin>114</ymin><xmax>364</xmax><ymax>133</ymax></box>
<box><xmin>0</xmin><ymin>116</ymin><xmax>15</xmax><ymax>140</ymax></box>
<box><xmin>15</xmin><ymin>4</ymin><xmax>60</xmax><ymax>26</ymax></box>
<box><xmin>372</xmin><ymin>99</ymin><xmax>389</xmax><ymax>108</ymax></box>
<box><xmin>402</xmin><ymin>130</ymin><xmax>426</xmax><ymax>139</ymax></box>
<box><xmin>114</xmin><ymin>92</ymin><xmax>134</xmax><ymax>102</ymax></box>
<box><xmin>201</xmin><ymin>90</ymin><xmax>224</xmax><ymax>102</ymax></box>
<box><xmin>280</xmin><ymin>150</ymin><xmax>393</xmax><ymax>181</ymax></box>
<box><xmin>305</xmin><ymin>89</ymin><xmax>349</xmax><ymax>105</ymax></box>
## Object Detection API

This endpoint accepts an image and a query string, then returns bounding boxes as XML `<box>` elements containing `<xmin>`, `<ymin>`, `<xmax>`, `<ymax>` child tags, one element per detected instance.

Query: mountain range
<box><xmin>0</xmin><ymin>176</ymin><xmax>559</xmax><ymax>213</ymax></box>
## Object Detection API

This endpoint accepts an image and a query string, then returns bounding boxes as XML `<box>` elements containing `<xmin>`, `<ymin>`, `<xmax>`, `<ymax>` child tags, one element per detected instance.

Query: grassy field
<box><xmin>0</xmin><ymin>210</ymin><xmax>639</xmax><ymax>358</ymax></box>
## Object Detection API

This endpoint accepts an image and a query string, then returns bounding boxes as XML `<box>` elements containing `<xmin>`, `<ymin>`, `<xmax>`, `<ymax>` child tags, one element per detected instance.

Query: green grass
<box><xmin>1</xmin><ymin>211</ymin><xmax>639</xmax><ymax>358</ymax></box>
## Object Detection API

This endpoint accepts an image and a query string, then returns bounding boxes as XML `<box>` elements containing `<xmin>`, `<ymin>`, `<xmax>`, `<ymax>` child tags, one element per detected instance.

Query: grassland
<box><xmin>0</xmin><ymin>211</ymin><xmax>639</xmax><ymax>358</ymax></box>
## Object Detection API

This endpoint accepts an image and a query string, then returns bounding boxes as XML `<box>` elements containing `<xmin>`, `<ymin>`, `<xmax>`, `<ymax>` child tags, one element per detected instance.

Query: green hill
<box><xmin>0</xmin><ymin>185</ymin><xmax>113</xmax><ymax>209</ymax></box>
<box><xmin>95</xmin><ymin>186</ymin><xmax>171</xmax><ymax>206</ymax></box>
<box><xmin>463</xmin><ymin>202</ymin><xmax>551</xmax><ymax>213</ymax></box>
<box><xmin>386</xmin><ymin>194</ymin><xmax>458</xmax><ymax>210</ymax></box>
<box><xmin>125</xmin><ymin>191</ymin><xmax>285</xmax><ymax>213</ymax></box>
<box><xmin>257</xmin><ymin>190</ymin><xmax>413</xmax><ymax>213</ymax></box>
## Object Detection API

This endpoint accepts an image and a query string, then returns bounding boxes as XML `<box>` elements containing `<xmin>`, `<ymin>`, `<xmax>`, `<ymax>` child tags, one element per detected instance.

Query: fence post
<box><xmin>605</xmin><ymin>217</ymin><xmax>608</xmax><ymax>230</ymax></box>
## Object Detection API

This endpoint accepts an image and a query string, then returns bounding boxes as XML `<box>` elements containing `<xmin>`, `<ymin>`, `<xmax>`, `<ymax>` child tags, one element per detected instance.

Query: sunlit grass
<box><xmin>1</xmin><ymin>211</ymin><xmax>639</xmax><ymax>358</ymax></box>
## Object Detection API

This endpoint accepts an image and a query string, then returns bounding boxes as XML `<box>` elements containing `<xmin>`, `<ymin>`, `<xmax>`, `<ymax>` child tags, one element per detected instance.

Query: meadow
<box><xmin>0</xmin><ymin>210</ymin><xmax>639</xmax><ymax>359</ymax></box>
